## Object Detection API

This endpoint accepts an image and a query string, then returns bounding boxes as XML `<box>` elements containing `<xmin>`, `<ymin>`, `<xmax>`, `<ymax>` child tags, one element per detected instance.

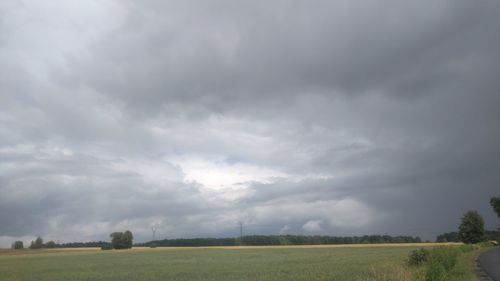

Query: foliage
<box><xmin>458</xmin><ymin>210</ymin><xmax>485</xmax><ymax>244</ymax></box>
<box><xmin>53</xmin><ymin>241</ymin><xmax>111</xmax><ymax>248</ymax></box>
<box><xmin>491</xmin><ymin>196</ymin><xmax>500</xmax><ymax>217</ymax></box>
<box><xmin>435</xmin><ymin>232</ymin><xmax>459</xmax><ymax>243</ymax></box>
<box><xmin>101</xmin><ymin>244</ymin><xmax>113</xmax><ymax>250</ymax></box>
<box><xmin>364</xmin><ymin>264</ymin><xmax>421</xmax><ymax>281</ymax></box>
<box><xmin>122</xmin><ymin>231</ymin><xmax>133</xmax><ymax>248</ymax></box>
<box><xmin>406</xmin><ymin>244</ymin><xmax>492</xmax><ymax>281</ymax></box>
<box><xmin>11</xmin><ymin>241</ymin><xmax>24</xmax><ymax>250</ymax></box>
<box><xmin>436</xmin><ymin>230</ymin><xmax>499</xmax><ymax>243</ymax></box>
<box><xmin>45</xmin><ymin>241</ymin><xmax>56</xmax><ymax>248</ymax></box>
<box><xmin>457</xmin><ymin>244</ymin><xmax>473</xmax><ymax>253</ymax></box>
<box><xmin>424</xmin><ymin>262</ymin><xmax>446</xmax><ymax>281</ymax></box>
<box><xmin>30</xmin><ymin>237</ymin><xmax>44</xmax><ymax>249</ymax></box>
<box><xmin>408</xmin><ymin>248</ymin><xmax>430</xmax><ymax>266</ymax></box>
<box><xmin>110</xmin><ymin>230</ymin><xmax>133</xmax><ymax>249</ymax></box>
<box><xmin>427</xmin><ymin>247</ymin><xmax>458</xmax><ymax>272</ymax></box>
<box><xmin>138</xmin><ymin>234</ymin><xmax>422</xmax><ymax>247</ymax></box>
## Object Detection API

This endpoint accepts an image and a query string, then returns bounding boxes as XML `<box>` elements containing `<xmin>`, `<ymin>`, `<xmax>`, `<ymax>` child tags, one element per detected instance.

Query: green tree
<box><xmin>491</xmin><ymin>196</ymin><xmax>500</xmax><ymax>217</ymax></box>
<box><xmin>12</xmin><ymin>241</ymin><xmax>24</xmax><ymax>249</ymax></box>
<box><xmin>458</xmin><ymin>210</ymin><xmax>485</xmax><ymax>244</ymax></box>
<box><xmin>30</xmin><ymin>237</ymin><xmax>44</xmax><ymax>249</ymax></box>
<box><xmin>110</xmin><ymin>230</ymin><xmax>133</xmax><ymax>249</ymax></box>
<box><xmin>122</xmin><ymin>230</ymin><xmax>133</xmax><ymax>249</ymax></box>
<box><xmin>45</xmin><ymin>241</ymin><xmax>56</xmax><ymax>248</ymax></box>
<box><xmin>110</xmin><ymin>232</ymin><xmax>124</xmax><ymax>249</ymax></box>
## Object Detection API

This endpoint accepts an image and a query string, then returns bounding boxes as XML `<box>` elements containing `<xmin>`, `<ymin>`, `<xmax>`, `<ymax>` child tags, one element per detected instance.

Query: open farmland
<box><xmin>0</xmin><ymin>244</ymin><xmax>456</xmax><ymax>281</ymax></box>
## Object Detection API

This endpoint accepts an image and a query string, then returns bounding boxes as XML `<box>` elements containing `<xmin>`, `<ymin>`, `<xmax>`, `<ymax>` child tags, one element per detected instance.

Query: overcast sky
<box><xmin>1</xmin><ymin>0</ymin><xmax>499</xmax><ymax>247</ymax></box>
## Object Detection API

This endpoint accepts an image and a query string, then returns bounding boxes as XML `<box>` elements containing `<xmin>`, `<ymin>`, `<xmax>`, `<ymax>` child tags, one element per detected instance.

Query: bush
<box><xmin>408</xmin><ymin>248</ymin><xmax>430</xmax><ymax>266</ymax></box>
<box><xmin>429</xmin><ymin>247</ymin><xmax>458</xmax><ymax>272</ymax></box>
<box><xmin>408</xmin><ymin>246</ymin><xmax>462</xmax><ymax>281</ymax></box>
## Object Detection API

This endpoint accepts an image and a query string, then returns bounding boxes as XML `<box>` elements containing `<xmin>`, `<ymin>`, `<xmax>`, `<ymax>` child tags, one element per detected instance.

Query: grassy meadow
<box><xmin>0</xmin><ymin>244</ymin><xmax>476</xmax><ymax>281</ymax></box>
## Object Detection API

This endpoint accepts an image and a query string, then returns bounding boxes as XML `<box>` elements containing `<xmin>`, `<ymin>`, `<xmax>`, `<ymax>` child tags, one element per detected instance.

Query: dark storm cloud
<box><xmin>0</xmin><ymin>0</ymin><xmax>499</xmax><ymax>246</ymax></box>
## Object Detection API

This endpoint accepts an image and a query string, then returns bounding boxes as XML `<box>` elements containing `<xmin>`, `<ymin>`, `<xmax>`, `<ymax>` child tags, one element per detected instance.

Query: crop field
<box><xmin>0</xmin><ymin>244</ymin><xmax>457</xmax><ymax>281</ymax></box>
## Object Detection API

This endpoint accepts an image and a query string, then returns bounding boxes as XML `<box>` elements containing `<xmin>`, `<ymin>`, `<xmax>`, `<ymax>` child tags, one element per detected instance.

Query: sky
<box><xmin>1</xmin><ymin>0</ymin><xmax>499</xmax><ymax>247</ymax></box>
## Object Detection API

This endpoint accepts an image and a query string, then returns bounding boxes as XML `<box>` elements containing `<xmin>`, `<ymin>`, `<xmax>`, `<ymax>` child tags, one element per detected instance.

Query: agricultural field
<box><xmin>0</xmin><ymin>243</ymin><xmax>470</xmax><ymax>281</ymax></box>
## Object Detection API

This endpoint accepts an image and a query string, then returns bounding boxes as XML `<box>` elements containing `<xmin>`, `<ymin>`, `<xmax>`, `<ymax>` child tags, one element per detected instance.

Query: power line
<box><xmin>238</xmin><ymin>221</ymin><xmax>243</xmax><ymax>246</ymax></box>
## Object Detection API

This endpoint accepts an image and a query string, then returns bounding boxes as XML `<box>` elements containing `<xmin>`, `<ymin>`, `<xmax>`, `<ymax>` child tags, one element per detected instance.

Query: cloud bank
<box><xmin>1</xmin><ymin>0</ymin><xmax>499</xmax><ymax>246</ymax></box>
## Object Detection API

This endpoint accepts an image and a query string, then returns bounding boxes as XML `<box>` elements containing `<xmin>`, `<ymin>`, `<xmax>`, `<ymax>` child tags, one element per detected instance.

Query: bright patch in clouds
<box><xmin>169</xmin><ymin>155</ymin><xmax>288</xmax><ymax>190</ymax></box>
<box><xmin>302</xmin><ymin>220</ymin><xmax>323</xmax><ymax>233</ymax></box>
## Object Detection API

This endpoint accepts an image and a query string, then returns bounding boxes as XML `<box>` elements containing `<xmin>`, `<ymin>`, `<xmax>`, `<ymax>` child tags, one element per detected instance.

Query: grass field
<box><xmin>0</xmin><ymin>244</ymin><xmax>466</xmax><ymax>281</ymax></box>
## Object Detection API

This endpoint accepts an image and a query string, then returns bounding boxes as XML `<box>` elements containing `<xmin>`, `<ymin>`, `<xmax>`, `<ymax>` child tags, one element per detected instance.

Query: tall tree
<box><xmin>110</xmin><ymin>232</ymin><xmax>124</xmax><ymax>249</ymax></box>
<box><xmin>490</xmin><ymin>196</ymin><xmax>500</xmax><ymax>217</ymax></box>
<box><xmin>30</xmin><ymin>237</ymin><xmax>44</xmax><ymax>249</ymax></box>
<box><xmin>458</xmin><ymin>210</ymin><xmax>485</xmax><ymax>244</ymax></box>
<box><xmin>12</xmin><ymin>241</ymin><xmax>24</xmax><ymax>249</ymax></box>
<box><xmin>122</xmin><ymin>230</ymin><xmax>133</xmax><ymax>249</ymax></box>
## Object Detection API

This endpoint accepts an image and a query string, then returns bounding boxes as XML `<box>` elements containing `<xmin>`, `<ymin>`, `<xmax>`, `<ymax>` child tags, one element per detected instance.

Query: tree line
<box><xmin>436</xmin><ymin>230</ymin><xmax>500</xmax><ymax>243</ymax></box>
<box><xmin>10</xmin><ymin>231</ymin><xmax>133</xmax><ymax>250</ymax></box>
<box><xmin>137</xmin><ymin>234</ymin><xmax>422</xmax><ymax>247</ymax></box>
<box><xmin>11</xmin><ymin>237</ymin><xmax>57</xmax><ymax>250</ymax></box>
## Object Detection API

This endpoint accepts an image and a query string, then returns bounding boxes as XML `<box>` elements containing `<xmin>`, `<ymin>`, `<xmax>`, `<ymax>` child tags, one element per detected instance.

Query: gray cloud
<box><xmin>0</xmin><ymin>0</ymin><xmax>499</xmax><ymax>246</ymax></box>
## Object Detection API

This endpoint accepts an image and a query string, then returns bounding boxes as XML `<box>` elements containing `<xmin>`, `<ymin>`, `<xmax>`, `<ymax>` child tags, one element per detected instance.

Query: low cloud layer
<box><xmin>1</xmin><ymin>0</ymin><xmax>499</xmax><ymax>246</ymax></box>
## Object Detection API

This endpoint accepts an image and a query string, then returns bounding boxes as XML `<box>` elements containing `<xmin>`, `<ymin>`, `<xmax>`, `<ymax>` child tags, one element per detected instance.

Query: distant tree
<box><xmin>110</xmin><ymin>231</ymin><xmax>133</xmax><ymax>249</ymax></box>
<box><xmin>436</xmin><ymin>232</ymin><xmax>460</xmax><ymax>243</ymax></box>
<box><xmin>110</xmin><ymin>232</ymin><xmax>124</xmax><ymax>249</ymax></box>
<box><xmin>12</xmin><ymin>241</ymin><xmax>24</xmax><ymax>249</ymax></box>
<box><xmin>458</xmin><ymin>211</ymin><xmax>485</xmax><ymax>244</ymax></box>
<box><xmin>122</xmin><ymin>230</ymin><xmax>133</xmax><ymax>249</ymax></box>
<box><xmin>30</xmin><ymin>237</ymin><xmax>44</xmax><ymax>249</ymax></box>
<box><xmin>491</xmin><ymin>196</ymin><xmax>500</xmax><ymax>217</ymax></box>
<box><xmin>45</xmin><ymin>241</ymin><xmax>56</xmax><ymax>248</ymax></box>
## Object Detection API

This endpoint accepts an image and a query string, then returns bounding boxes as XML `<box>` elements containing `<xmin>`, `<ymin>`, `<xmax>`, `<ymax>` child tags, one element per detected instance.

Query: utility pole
<box><xmin>151</xmin><ymin>224</ymin><xmax>158</xmax><ymax>241</ymax></box>
<box><xmin>239</xmin><ymin>221</ymin><xmax>243</xmax><ymax>246</ymax></box>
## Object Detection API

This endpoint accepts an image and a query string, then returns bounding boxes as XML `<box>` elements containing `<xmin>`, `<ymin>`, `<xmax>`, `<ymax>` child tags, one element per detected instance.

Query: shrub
<box><xmin>428</xmin><ymin>247</ymin><xmax>458</xmax><ymax>272</ymax></box>
<box><xmin>408</xmin><ymin>248</ymin><xmax>430</xmax><ymax>266</ymax></box>
<box><xmin>408</xmin><ymin>244</ymin><xmax>492</xmax><ymax>281</ymax></box>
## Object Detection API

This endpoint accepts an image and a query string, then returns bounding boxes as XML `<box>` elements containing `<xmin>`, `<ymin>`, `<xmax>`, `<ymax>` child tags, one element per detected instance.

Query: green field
<box><xmin>0</xmin><ymin>244</ymin><xmax>471</xmax><ymax>281</ymax></box>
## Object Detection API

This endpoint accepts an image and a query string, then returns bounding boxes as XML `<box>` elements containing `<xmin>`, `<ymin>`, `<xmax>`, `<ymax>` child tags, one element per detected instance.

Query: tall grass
<box><xmin>364</xmin><ymin>243</ymin><xmax>492</xmax><ymax>281</ymax></box>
